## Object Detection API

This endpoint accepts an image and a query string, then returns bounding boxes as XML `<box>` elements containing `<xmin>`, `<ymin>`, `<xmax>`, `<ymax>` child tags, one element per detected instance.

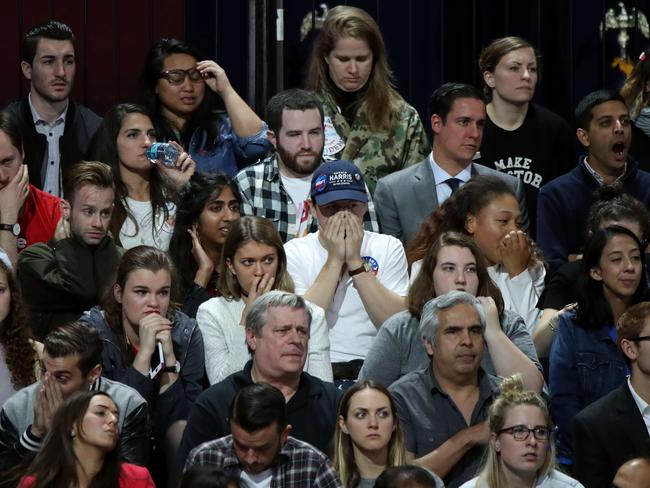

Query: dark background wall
<box><xmin>2</xmin><ymin>0</ymin><xmax>650</xmax><ymax>129</ymax></box>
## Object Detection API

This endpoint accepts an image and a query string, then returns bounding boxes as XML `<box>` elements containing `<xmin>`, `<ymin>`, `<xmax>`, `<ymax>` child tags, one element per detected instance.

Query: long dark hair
<box><xmin>102</xmin><ymin>246</ymin><xmax>178</xmax><ymax>360</ymax></box>
<box><xmin>0</xmin><ymin>260</ymin><xmax>37</xmax><ymax>389</ymax></box>
<box><xmin>141</xmin><ymin>37</ymin><xmax>222</xmax><ymax>145</ymax></box>
<box><xmin>21</xmin><ymin>391</ymin><xmax>121</xmax><ymax>488</ymax></box>
<box><xmin>168</xmin><ymin>172</ymin><xmax>241</xmax><ymax>298</ymax></box>
<box><xmin>88</xmin><ymin>103</ymin><xmax>175</xmax><ymax>246</ymax></box>
<box><xmin>408</xmin><ymin>232</ymin><xmax>504</xmax><ymax>319</ymax></box>
<box><xmin>576</xmin><ymin>225</ymin><xmax>649</xmax><ymax>328</ymax></box>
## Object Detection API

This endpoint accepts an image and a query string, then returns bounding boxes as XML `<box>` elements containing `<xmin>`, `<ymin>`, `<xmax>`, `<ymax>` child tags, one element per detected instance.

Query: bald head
<box><xmin>612</xmin><ymin>458</ymin><xmax>650</xmax><ymax>488</ymax></box>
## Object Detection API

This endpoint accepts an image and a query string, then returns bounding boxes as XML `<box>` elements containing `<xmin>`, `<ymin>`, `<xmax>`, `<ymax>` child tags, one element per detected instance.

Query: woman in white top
<box><xmin>89</xmin><ymin>103</ymin><xmax>195</xmax><ymax>251</ymax></box>
<box><xmin>197</xmin><ymin>216</ymin><xmax>332</xmax><ymax>383</ymax></box>
<box><xmin>408</xmin><ymin>175</ymin><xmax>545</xmax><ymax>333</ymax></box>
<box><xmin>460</xmin><ymin>375</ymin><xmax>583</xmax><ymax>488</ymax></box>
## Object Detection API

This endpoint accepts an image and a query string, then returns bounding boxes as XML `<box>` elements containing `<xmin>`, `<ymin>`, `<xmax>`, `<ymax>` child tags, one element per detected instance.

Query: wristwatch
<box><xmin>349</xmin><ymin>262</ymin><xmax>370</xmax><ymax>276</ymax></box>
<box><xmin>0</xmin><ymin>223</ymin><xmax>20</xmax><ymax>236</ymax></box>
<box><xmin>163</xmin><ymin>361</ymin><xmax>181</xmax><ymax>373</ymax></box>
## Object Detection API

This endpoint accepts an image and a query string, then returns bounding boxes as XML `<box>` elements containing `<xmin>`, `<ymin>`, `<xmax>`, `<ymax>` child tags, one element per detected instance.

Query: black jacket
<box><xmin>4</xmin><ymin>99</ymin><xmax>102</xmax><ymax>189</ymax></box>
<box><xmin>573</xmin><ymin>382</ymin><xmax>650</xmax><ymax>488</ymax></box>
<box><xmin>177</xmin><ymin>360</ymin><xmax>341</xmax><ymax>469</ymax></box>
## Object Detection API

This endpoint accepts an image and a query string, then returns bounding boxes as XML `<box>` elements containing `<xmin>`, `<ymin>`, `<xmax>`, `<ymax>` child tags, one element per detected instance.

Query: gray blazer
<box><xmin>374</xmin><ymin>158</ymin><xmax>529</xmax><ymax>244</ymax></box>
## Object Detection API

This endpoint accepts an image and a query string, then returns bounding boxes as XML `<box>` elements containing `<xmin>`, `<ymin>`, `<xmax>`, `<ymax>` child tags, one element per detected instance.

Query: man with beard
<box><xmin>235</xmin><ymin>88</ymin><xmax>378</xmax><ymax>242</ymax></box>
<box><xmin>4</xmin><ymin>20</ymin><xmax>102</xmax><ymax>197</ymax></box>
<box><xmin>537</xmin><ymin>89</ymin><xmax>650</xmax><ymax>272</ymax></box>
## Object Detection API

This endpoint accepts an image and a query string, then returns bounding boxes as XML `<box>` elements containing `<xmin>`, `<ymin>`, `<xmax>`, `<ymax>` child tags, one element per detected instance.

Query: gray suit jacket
<box><xmin>374</xmin><ymin>158</ymin><xmax>529</xmax><ymax>244</ymax></box>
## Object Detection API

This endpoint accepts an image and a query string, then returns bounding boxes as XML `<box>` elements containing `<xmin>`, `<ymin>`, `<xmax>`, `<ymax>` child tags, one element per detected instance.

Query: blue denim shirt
<box><xmin>189</xmin><ymin>114</ymin><xmax>272</xmax><ymax>176</ymax></box>
<box><xmin>549</xmin><ymin>310</ymin><xmax>627</xmax><ymax>463</ymax></box>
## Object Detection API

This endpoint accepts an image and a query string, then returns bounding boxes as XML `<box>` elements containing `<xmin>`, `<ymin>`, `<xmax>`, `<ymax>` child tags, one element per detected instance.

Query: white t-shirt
<box><xmin>240</xmin><ymin>468</ymin><xmax>272</xmax><ymax>488</ymax></box>
<box><xmin>285</xmin><ymin>230</ymin><xmax>410</xmax><ymax>362</ymax></box>
<box><xmin>280</xmin><ymin>172</ymin><xmax>312</xmax><ymax>238</ymax></box>
<box><xmin>119</xmin><ymin>197</ymin><xmax>176</xmax><ymax>251</ymax></box>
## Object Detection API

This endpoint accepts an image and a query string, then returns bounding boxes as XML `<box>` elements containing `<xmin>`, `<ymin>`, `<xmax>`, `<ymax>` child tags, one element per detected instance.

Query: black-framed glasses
<box><xmin>631</xmin><ymin>336</ymin><xmax>650</xmax><ymax>343</ymax></box>
<box><xmin>159</xmin><ymin>68</ymin><xmax>202</xmax><ymax>85</ymax></box>
<box><xmin>498</xmin><ymin>425</ymin><xmax>550</xmax><ymax>441</ymax></box>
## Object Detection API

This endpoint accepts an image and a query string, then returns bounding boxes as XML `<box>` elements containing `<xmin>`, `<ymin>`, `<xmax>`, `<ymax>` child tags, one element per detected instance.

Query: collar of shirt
<box><xmin>628</xmin><ymin>376</ymin><xmax>650</xmax><ymax>421</ymax></box>
<box><xmin>429</xmin><ymin>152</ymin><xmax>472</xmax><ymax>199</ymax></box>
<box><xmin>28</xmin><ymin>92</ymin><xmax>67</xmax><ymax>129</ymax></box>
<box><xmin>583</xmin><ymin>156</ymin><xmax>627</xmax><ymax>186</ymax></box>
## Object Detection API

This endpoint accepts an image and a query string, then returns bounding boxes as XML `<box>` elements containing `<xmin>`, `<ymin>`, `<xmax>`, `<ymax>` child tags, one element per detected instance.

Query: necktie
<box><xmin>445</xmin><ymin>178</ymin><xmax>462</xmax><ymax>194</ymax></box>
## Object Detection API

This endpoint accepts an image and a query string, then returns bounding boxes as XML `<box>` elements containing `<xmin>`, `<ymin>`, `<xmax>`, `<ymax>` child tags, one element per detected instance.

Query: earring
<box><xmin>71</xmin><ymin>431</ymin><xmax>76</xmax><ymax>438</ymax></box>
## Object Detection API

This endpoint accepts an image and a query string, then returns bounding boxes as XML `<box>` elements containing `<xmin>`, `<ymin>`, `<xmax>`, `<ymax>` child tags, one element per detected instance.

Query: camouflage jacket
<box><xmin>318</xmin><ymin>90</ymin><xmax>430</xmax><ymax>194</ymax></box>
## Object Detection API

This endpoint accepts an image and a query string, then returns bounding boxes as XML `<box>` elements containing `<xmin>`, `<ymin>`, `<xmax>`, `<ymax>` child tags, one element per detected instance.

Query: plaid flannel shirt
<box><xmin>184</xmin><ymin>435</ymin><xmax>343</xmax><ymax>488</ymax></box>
<box><xmin>235</xmin><ymin>154</ymin><xmax>380</xmax><ymax>243</ymax></box>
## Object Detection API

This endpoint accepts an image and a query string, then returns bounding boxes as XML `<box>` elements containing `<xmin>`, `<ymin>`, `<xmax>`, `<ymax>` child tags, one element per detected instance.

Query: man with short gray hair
<box><xmin>178</xmin><ymin>291</ymin><xmax>341</xmax><ymax>467</ymax></box>
<box><xmin>389</xmin><ymin>291</ymin><xmax>501</xmax><ymax>488</ymax></box>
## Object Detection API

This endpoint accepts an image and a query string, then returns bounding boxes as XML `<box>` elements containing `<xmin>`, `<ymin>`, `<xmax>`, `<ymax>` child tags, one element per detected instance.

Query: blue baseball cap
<box><xmin>310</xmin><ymin>160</ymin><xmax>368</xmax><ymax>206</ymax></box>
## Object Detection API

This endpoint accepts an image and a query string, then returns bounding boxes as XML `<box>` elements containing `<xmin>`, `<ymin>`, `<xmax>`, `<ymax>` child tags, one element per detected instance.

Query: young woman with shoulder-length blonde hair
<box><xmin>332</xmin><ymin>380</ymin><xmax>409</xmax><ymax>487</ymax></box>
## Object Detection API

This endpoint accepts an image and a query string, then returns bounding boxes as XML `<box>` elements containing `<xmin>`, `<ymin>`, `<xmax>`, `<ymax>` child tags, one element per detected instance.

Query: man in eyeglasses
<box><xmin>284</xmin><ymin>159</ymin><xmax>409</xmax><ymax>385</ymax></box>
<box><xmin>389</xmin><ymin>291</ymin><xmax>501</xmax><ymax>488</ymax></box>
<box><xmin>574</xmin><ymin>301</ymin><xmax>650</xmax><ymax>488</ymax></box>
<box><xmin>4</xmin><ymin>20</ymin><xmax>102</xmax><ymax>197</ymax></box>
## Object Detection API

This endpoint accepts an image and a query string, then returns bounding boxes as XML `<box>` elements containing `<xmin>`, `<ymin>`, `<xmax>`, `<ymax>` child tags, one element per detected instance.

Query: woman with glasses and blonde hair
<box><xmin>459</xmin><ymin>375</ymin><xmax>583</xmax><ymax>488</ymax></box>
<box><xmin>141</xmin><ymin>38</ymin><xmax>271</xmax><ymax>175</ymax></box>
<box><xmin>307</xmin><ymin>5</ymin><xmax>429</xmax><ymax>193</ymax></box>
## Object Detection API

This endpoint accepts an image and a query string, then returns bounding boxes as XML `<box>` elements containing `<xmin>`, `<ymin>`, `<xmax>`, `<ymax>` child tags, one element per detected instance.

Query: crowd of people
<box><xmin>2</xmin><ymin>5</ymin><xmax>650</xmax><ymax>488</ymax></box>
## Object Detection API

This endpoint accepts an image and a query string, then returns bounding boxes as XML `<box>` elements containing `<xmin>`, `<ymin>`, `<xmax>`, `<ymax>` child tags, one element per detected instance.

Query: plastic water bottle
<box><xmin>145</xmin><ymin>143</ymin><xmax>180</xmax><ymax>167</ymax></box>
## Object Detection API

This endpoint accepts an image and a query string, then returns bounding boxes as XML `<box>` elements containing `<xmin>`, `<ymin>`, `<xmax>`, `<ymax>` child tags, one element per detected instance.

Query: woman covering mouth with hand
<box><xmin>196</xmin><ymin>216</ymin><xmax>332</xmax><ymax>384</ymax></box>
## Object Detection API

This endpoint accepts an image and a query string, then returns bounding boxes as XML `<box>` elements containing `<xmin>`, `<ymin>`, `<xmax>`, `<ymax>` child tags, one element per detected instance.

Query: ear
<box><xmin>431</xmin><ymin>114</ymin><xmax>443</xmax><ymax>135</ymax></box>
<box><xmin>620</xmin><ymin>338</ymin><xmax>638</xmax><ymax>363</ymax></box>
<box><xmin>86</xmin><ymin>363</ymin><xmax>102</xmax><ymax>386</ymax></box>
<box><xmin>113</xmin><ymin>283</ymin><xmax>123</xmax><ymax>304</ymax></box>
<box><xmin>245</xmin><ymin>328</ymin><xmax>257</xmax><ymax>352</ymax></box>
<box><xmin>20</xmin><ymin>61</ymin><xmax>32</xmax><ymax>81</ymax></box>
<box><xmin>465</xmin><ymin>214</ymin><xmax>477</xmax><ymax>235</ymax></box>
<box><xmin>589</xmin><ymin>266</ymin><xmax>603</xmax><ymax>282</ymax></box>
<box><xmin>267</xmin><ymin>130</ymin><xmax>277</xmax><ymax>148</ymax></box>
<box><xmin>576</xmin><ymin>127</ymin><xmax>590</xmax><ymax>148</ymax></box>
<box><xmin>280</xmin><ymin>424</ymin><xmax>292</xmax><ymax>444</ymax></box>
<box><xmin>338</xmin><ymin>415</ymin><xmax>348</xmax><ymax>434</ymax></box>
<box><xmin>483</xmin><ymin>70</ymin><xmax>495</xmax><ymax>89</ymax></box>
<box><xmin>60</xmin><ymin>199</ymin><xmax>71</xmax><ymax>220</ymax></box>
<box><xmin>226</xmin><ymin>258</ymin><xmax>236</xmax><ymax>276</ymax></box>
<box><xmin>423</xmin><ymin>336</ymin><xmax>435</xmax><ymax>356</ymax></box>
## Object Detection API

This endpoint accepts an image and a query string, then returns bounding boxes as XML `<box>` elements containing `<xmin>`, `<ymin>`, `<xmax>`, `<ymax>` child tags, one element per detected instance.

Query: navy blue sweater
<box><xmin>537</xmin><ymin>157</ymin><xmax>650</xmax><ymax>271</ymax></box>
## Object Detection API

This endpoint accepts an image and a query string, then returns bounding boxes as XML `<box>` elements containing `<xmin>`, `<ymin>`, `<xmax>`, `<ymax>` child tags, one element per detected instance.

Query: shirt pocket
<box><xmin>576</xmin><ymin>351</ymin><xmax>626</xmax><ymax>405</ymax></box>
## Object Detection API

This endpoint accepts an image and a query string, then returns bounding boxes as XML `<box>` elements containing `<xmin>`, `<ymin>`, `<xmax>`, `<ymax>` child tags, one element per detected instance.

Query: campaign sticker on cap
<box><xmin>314</xmin><ymin>174</ymin><xmax>328</xmax><ymax>193</ymax></box>
<box><xmin>363</xmin><ymin>256</ymin><xmax>379</xmax><ymax>276</ymax></box>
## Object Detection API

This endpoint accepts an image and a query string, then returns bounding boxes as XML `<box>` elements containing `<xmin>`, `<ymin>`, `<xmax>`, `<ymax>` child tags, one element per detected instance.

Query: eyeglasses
<box><xmin>631</xmin><ymin>336</ymin><xmax>650</xmax><ymax>343</ymax></box>
<box><xmin>498</xmin><ymin>425</ymin><xmax>550</xmax><ymax>441</ymax></box>
<box><xmin>159</xmin><ymin>68</ymin><xmax>203</xmax><ymax>86</ymax></box>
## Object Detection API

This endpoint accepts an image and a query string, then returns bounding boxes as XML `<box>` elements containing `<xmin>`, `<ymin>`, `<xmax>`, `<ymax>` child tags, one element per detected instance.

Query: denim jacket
<box><xmin>549</xmin><ymin>310</ymin><xmax>627</xmax><ymax>462</ymax></box>
<box><xmin>189</xmin><ymin>114</ymin><xmax>272</xmax><ymax>176</ymax></box>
